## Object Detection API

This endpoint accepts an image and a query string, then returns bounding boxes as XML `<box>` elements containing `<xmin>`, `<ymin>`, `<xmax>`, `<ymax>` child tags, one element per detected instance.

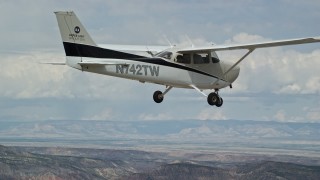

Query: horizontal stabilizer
<box><xmin>78</xmin><ymin>61</ymin><xmax>128</xmax><ymax>66</ymax></box>
<box><xmin>39</xmin><ymin>62</ymin><xmax>66</xmax><ymax>65</ymax></box>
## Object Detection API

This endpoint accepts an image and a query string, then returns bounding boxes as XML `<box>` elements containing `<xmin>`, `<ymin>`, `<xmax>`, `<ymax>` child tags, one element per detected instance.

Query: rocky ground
<box><xmin>1</xmin><ymin>145</ymin><xmax>320</xmax><ymax>180</ymax></box>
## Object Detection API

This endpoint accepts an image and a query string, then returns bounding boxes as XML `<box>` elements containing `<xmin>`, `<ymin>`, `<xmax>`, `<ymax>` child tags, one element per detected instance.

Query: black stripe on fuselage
<box><xmin>63</xmin><ymin>42</ymin><xmax>144</xmax><ymax>59</ymax></box>
<box><xmin>63</xmin><ymin>42</ymin><xmax>225</xmax><ymax>81</ymax></box>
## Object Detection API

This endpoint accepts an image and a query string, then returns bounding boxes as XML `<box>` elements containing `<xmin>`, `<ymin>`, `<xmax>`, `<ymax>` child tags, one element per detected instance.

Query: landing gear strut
<box><xmin>207</xmin><ymin>91</ymin><xmax>223</xmax><ymax>107</ymax></box>
<box><xmin>153</xmin><ymin>86</ymin><xmax>173</xmax><ymax>103</ymax></box>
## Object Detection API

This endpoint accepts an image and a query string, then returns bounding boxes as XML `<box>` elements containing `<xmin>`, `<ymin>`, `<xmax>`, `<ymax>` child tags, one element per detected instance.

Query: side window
<box><xmin>176</xmin><ymin>54</ymin><xmax>191</xmax><ymax>64</ymax></box>
<box><xmin>194</xmin><ymin>53</ymin><xmax>210</xmax><ymax>64</ymax></box>
<box><xmin>211</xmin><ymin>51</ymin><xmax>220</xmax><ymax>63</ymax></box>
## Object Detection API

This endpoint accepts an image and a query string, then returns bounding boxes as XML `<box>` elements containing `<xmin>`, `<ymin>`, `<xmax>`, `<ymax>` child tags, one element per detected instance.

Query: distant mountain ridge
<box><xmin>0</xmin><ymin>119</ymin><xmax>319</xmax><ymax>157</ymax></box>
<box><xmin>0</xmin><ymin>119</ymin><xmax>319</xmax><ymax>138</ymax></box>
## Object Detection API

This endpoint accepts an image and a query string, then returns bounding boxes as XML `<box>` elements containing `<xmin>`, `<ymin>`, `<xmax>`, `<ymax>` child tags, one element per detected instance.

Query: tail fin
<box><xmin>55</xmin><ymin>11</ymin><xmax>96</xmax><ymax>46</ymax></box>
<box><xmin>54</xmin><ymin>11</ymin><xmax>143</xmax><ymax>70</ymax></box>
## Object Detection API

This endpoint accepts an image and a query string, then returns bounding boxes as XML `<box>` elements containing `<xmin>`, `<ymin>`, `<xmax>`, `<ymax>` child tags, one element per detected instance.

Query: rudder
<box><xmin>55</xmin><ymin>11</ymin><xmax>96</xmax><ymax>46</ymax></box>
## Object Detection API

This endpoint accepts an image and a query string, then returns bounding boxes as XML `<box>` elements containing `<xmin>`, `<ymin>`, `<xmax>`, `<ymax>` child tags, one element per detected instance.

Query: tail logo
<box><xmin>68</xmin><ymin>26</ymin><xmax>84</xmax><ymax>41</ymax></box>
<box><xmin>74</xmin><ymin>26</ymin><xmax>80</xmax><ymax>34</ymax></box>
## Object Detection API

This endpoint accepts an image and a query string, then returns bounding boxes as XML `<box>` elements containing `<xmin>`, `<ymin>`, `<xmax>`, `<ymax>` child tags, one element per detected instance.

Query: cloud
<box><xmin>273</xmin><ymin>109</ymin><xmax>287</xmax><ymax>121</ymax></box>
<box><xmin>196</xmin><ymin>108</ymin><xmax>227</xmax><ymax>120</ymax></box>
<box><xmin>0</xmin><ymin>101</ymin><xmax>68</xmax><ymax>121</ymax></box>
<box><xmin>82</xmin><ymin>108</ymin><xmax>115</xmax><ymax>120</ymax></box>
<box><xmin>139</xmin><ymin>113</ymin><xmax>173</xmax><ymax>121</ymax></box>
<box><xmin>271</xmin><ymin>109</ymin><xmax>305</xmax><ymax>122</ymax></box>
<box><xmin>225</xmin><ymin>33</ymin><xmax>270</xmax><ymax>44</ymax></box>
<box><xmin>277</xmin><ymin>83</ymin><xmax>301</xmax><ymax>94</ymax></box>
<box><xmin>0</xmin><ymin>52</ymin><xmax>67</xmax><ymax>99</ymax></box>
<box><xmin>305</xmin><ymin>77</ymin><xmax>320</xmax><ymax>94</ymax></box>
<box><xmin>305</xmin><ymin>106</ymin><xmax>320</xmax><ymax>121</ymax></box>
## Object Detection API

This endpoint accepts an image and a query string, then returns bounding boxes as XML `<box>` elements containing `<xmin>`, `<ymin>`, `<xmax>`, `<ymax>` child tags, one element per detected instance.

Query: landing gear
<box><xmin>216</xmin><ymin>97</ymin><xmax>223</xmax><ymax>107</ymax></box>
<box><xmin>207</xmin><ymin>92</ymin><xmax>223</xmax><ymax>107</ymax></box>
<box><xmin>153</xmin><ymin>86</ymin><xmax>173</xmax><ymax>103</ymax></box>
<box><xmin>153</xmin><ymin>86</ymin><xmax>224</xmax><ymax>107</ymax></box>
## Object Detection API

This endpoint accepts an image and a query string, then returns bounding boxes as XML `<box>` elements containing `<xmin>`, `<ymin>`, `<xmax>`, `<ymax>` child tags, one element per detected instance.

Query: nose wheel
<box><xmin>207</xmin><ymin>92</ymin><xmax>223</xmax><ymax>107</ymax></box>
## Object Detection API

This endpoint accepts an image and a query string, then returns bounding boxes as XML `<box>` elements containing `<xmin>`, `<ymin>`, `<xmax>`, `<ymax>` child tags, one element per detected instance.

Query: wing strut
<box><xmin>211</xmin><ymin>49</ymin><xmax>255</xmax><ymax>86</ymax></box>
<box><xmin>190</xmin><ymin>84</ymin><xmax>207</xmax><ymax>97</ymax></box>
<box><xmin>223</xmin><ymin>48</ymin><xmax>255</xmax><ymax>76</ymax></box>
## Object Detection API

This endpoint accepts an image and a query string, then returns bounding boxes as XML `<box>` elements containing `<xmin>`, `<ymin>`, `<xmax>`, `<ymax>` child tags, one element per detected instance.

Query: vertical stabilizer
<box><xmin>55</xmin><ymin>11</ymin><xmax>96</xmax><ymax>46</ymax></box>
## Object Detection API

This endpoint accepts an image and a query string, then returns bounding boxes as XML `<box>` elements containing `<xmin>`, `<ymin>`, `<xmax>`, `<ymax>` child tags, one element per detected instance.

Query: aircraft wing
<box><xmin>99</xmin><ymin>44</ymin><xmax>169</xmax><ymax>52</ymax></box>
<box><xmin>98</xmin><ymin>44</ymin><xmax>170</xmax><ymax>57</ymax></box>
<box><xmin>39</xmin><ymin>61</ymin><xmax>128</xmax><ymax>66</ymax></box>
<box><xmin>41</xmin><ymin>61</ymin><xmax>128</xmax><ymax>66</ymax></box>
<box><xmin>177</xmin><ymin>37</ymin><xmax>320</xmax><ymax>53</ymax></box>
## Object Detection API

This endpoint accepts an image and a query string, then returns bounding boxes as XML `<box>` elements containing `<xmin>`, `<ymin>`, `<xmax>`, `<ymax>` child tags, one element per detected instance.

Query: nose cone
<box><xmin>226</xmin><ymin>65</ymin><xmax>240</xmax><ymax>83</ymax></box>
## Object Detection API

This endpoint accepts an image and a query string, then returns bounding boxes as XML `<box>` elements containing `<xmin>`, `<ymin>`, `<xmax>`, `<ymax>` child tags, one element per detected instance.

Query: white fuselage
<box><xmin>66</xmin><ymin>54</ymin><xmax>240</xmax><ymax>90</ymax></box>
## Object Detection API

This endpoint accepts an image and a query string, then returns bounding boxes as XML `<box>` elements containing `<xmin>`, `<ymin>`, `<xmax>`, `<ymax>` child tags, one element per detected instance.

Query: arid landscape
<box><xmin>1</xmin><ymin>145</ymin><xmax>320</xmax><ymax>179</ymax></box>
<box><xmin>0</xmin><ymin>120</ymin><xmax>320</xmax><ymax>179</ymax></box>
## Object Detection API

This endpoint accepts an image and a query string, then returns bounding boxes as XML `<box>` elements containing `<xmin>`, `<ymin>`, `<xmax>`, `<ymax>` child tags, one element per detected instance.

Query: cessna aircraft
<box><xmin>53</xmin><ymin>11</ymin><xmax>320</xmax><ymax>107</ymax></box>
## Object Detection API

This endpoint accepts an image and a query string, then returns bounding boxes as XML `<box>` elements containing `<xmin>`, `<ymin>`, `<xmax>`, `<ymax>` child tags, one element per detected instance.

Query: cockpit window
<box><xmin>155</xmin><ymin>51</ymin><xmax>172</xmax><ymax>60</ymax></box>
<box><xmin>176</xmin><ymin>54</ymin><xmax>191</xmax><ymax>64</ymax></box>
<box><xmin>193</xmin><ymin>53</ymin><xmax>210</xmax><ymax>64</ymax></box>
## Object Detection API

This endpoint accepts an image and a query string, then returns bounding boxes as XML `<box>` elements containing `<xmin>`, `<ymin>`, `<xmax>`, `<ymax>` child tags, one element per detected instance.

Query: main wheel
<box><xmin>207</xmin><ymin>92</ymin><xmax>219</xmax><ymax>106</ymax></box>
<box><xmin>216</xmin><ymin>97</ymin><xmax>223</xmax><ymax>107</ymax></box>
<box><xmin>153</xmin><ymin>90</ymin><xmax>164</xmax><ymax>103</ymax></box>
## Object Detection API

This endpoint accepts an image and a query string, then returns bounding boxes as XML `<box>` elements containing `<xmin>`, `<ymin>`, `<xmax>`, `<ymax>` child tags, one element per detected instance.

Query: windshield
<box><xmin>155</xmin><ymin>51</ymin><xmax>173</xmax><ymax>60</ymax></box>
<box><xmin>211</xmin><ymin>51</ymin><xmax>220</xmax><ymax>63</ymax></box>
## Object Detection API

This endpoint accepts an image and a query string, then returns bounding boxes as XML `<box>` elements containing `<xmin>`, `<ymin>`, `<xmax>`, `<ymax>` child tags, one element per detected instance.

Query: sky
<box><xmin>0</xmin><ymin>0</ymin><xmax>320</xmax><ymax>122</ymax></box>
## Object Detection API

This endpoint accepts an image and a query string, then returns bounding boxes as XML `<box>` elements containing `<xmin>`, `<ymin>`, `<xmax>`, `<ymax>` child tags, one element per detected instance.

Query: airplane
<box><xmin>52</xmin><ymin>11</ymin><xmax>320</xmax><ymax>107</ymax></box>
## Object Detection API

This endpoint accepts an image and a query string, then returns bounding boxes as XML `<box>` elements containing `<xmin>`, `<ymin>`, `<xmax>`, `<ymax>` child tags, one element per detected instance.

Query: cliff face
<box><xmin>125</xmin><ymin>162</ymin><xmax>320</xmax><ymax>180</ymax></box>
<box><xmin>0</xmin><ymin>145</ymin><xmax>131</xmax><ymax>180</ymax></box>
<box><xmin>1</xmin><ymin>145</ymin><xmax>320</xmax><ymax>180</ymax></box>
<box><xmin>125</xmin><ymin>163</ymin><xmax>233</xmax><ymax>180</ymax></box>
